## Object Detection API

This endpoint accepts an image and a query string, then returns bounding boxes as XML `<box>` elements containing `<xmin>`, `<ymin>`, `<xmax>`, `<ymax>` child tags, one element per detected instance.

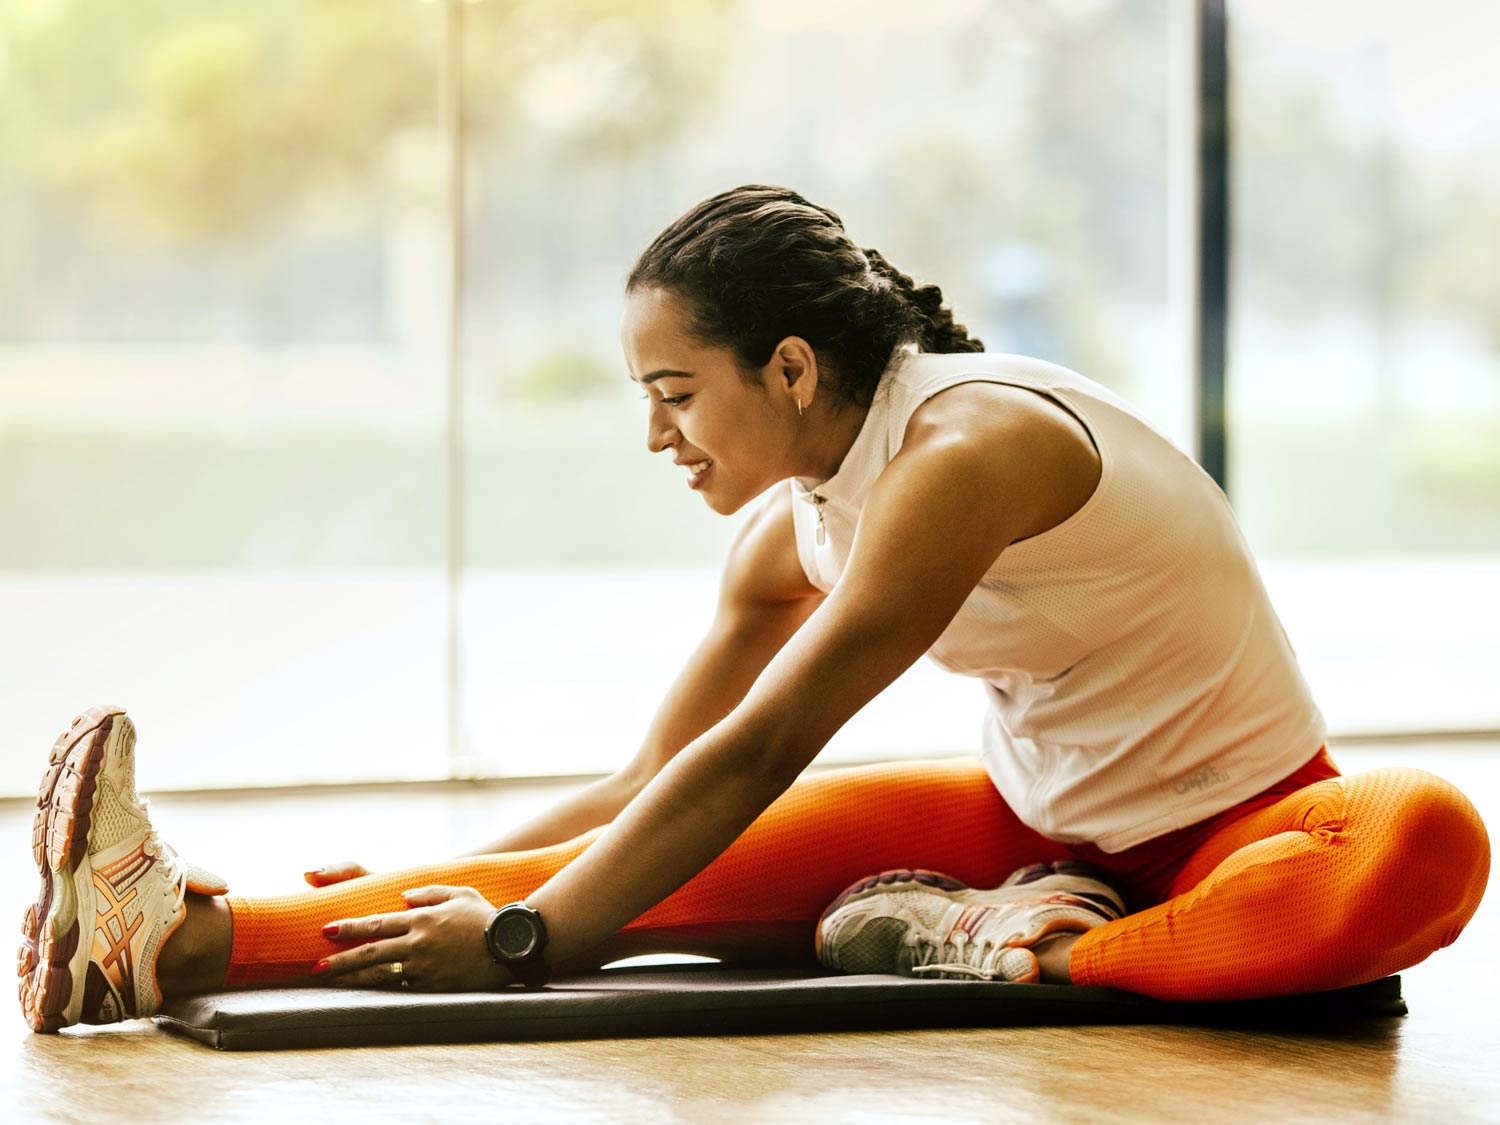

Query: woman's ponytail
<box><xmin>863</xmin><ymin>248</ymin><xmax>984</xmax><ymax>355</ymax></box>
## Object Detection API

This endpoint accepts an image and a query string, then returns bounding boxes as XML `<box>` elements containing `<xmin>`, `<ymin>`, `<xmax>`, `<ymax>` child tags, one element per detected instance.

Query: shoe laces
<box><xmin>907</xmin><ymin>925</ymin><xmax>1011</xmax><ymax>981</ymax></box>
<box><xmin>139</xmin><ymin>803</ymin><xmax>186</xmax><ymax>894</ymax></box>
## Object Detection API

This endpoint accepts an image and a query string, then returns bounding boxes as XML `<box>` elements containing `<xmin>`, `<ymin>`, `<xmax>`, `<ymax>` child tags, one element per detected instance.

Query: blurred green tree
<box><xmin>0</xmin><ymin>0</ymin><xmax>731</xmax><ymax>243</ymax></box>
<box><xmin>509</xmin><ymin>349</ymin><xmax>615</xmax><ymax>402</ymax></box>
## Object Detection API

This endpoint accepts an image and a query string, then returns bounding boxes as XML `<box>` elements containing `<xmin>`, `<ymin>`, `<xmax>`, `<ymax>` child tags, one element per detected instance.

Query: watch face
<box><xmin>494</xmin><ymin>912</ymin><xmax>539</xmax><ymax>959</ymax></box>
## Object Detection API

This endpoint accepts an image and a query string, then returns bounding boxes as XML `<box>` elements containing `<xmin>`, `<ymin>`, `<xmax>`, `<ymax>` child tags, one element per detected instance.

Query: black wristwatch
<box><xmin>484</xmin><ymin>901</ymin><xmax>551</xmax><ymax>989</ymax></box>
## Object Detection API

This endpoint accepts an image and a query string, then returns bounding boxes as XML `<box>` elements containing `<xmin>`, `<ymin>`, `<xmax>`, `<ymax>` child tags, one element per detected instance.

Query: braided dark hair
<box><xmin>626</xmin><ymin>185</ymin><xmax>983</xmax><ymax>410</ymax></box>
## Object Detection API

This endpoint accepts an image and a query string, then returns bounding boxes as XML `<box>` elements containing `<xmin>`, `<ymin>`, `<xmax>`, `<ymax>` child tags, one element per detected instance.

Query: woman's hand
<box><xmin>314</xmin><ymin>885</ymin><xmax>513</xmax><ymax>992</ymax></box>
<box><xmin>303</xmin><ymin>860</ymin><xmax>372</xmax><ymax>887</ymax></box>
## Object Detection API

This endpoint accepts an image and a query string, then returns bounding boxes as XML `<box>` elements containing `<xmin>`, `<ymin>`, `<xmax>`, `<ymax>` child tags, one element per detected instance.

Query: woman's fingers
<box><xmin>314</xmin><ymin>893</ymin><xmax>508</xmax><ymax>992</ymax></box>
<box><xmin>315</xmin><ymin>936</ymin><xmax>410</xmax><ymax>984</ymax></box>
<box><xmin>399</xmin><ymin>884</ymin><xmax>472</xmax><ymax>908</ymax></box>
<box><xmin>322</xmin><ymin>910</ymin><xmax>412</xmax><ymax>943</ymax></box>
<box><xmin>303</xmin><ymin>860</ymin><xmax>371</xmax><ymax>887</ymax></box>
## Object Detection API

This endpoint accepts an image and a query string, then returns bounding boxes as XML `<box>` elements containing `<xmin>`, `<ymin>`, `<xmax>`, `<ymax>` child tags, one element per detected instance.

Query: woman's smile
<box><xmin>686</xmin><ymin>460</ymin><xmax>713</xmax><ymax>488</ymax></box>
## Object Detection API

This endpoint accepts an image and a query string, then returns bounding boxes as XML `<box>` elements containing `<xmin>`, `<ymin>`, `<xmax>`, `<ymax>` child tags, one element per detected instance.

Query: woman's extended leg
<box><xmin>1068</xmin><ymin>767</ymin><xmax>1491</xmax><ymax>1001</ymax></box>
<box><xmin>31</xmin><ymin>705</ymin><xmax>1079</xmax><ymax>1027</ymax></box>
<box><xmin>210</xmin><ymin>755</ymin><xmax>1073</xmax><ymax>990</ymax></box>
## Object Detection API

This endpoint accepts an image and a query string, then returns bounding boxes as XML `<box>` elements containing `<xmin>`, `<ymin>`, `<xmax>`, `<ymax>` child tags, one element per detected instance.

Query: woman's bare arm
<box><xmin>523</xmin><ymin>414</ymin><xmax>1045</xmax><ymax>969</ymax></box>
<box><xmin>314</xmin><ymin>390</ymin><xmax>1097</xmax><ymax>987</ymax></box>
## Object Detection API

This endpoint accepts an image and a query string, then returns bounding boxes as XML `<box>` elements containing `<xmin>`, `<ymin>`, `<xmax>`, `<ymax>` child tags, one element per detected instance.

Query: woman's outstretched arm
<box><xmin>315</xmin><ymin>392</ymin><xmax>1086</xmax><ymax>987</ymax></box>
<box><xmin>510</xmin><ymin>384</ymin><xmax>1110</xmax><ymax>972</ymax></box>
<box><xmin>522</xmin><ymin>420</ymin><xmax>1037</xmax><ymax>970</ymax></box>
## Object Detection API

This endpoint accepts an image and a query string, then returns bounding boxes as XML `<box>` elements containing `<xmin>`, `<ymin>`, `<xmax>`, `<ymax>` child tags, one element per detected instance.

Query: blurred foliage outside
<box><xmin>0</xmin><ymin>0</ymin><xmax>1497</xmax><ymax>572</ymax></box>
<box><xmin>510</xmin><ymin>352</ymin><xmax>618</xmax><ymax>403</ymax></box>
<box><xmin>0</xmin><ymin>0</ymin><xmax>729</xmax><ymax>246</ymax></box>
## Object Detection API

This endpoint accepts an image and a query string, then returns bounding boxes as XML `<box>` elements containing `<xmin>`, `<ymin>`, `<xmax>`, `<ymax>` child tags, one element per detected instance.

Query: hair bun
<box><xmin>910</xmin><ymin>283</ymin><xmax>945</xmax><ymax>316</ymax></box>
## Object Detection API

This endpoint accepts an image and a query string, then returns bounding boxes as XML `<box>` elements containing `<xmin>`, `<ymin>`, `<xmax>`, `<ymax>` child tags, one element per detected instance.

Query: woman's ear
<box><xmin>775</xmin><ymin>336</ymin><xmax>818</xmax><ymax>396</ymax></box>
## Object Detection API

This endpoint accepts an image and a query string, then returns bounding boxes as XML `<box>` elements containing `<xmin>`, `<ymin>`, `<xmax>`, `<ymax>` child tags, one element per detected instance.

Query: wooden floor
<box><xmin>1</xmin><ymin>742</ymin><xmax>1496</xmax><ymax>1124</ymax></box>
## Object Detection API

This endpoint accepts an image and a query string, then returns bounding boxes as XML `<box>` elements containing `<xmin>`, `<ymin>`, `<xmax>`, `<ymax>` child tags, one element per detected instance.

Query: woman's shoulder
<box><xmin>898</xmin><ymin>377</ymin><xmax>1103</xmax><ymax>547</ymax></box>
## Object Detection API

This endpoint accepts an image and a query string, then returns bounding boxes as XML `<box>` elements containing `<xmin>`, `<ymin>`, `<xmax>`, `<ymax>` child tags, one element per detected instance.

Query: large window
<box><xmin>454</xmin><ymin>0</ymin><xmax>1173</xmax><ymax>775</ymax></box>
<box><xmin>1229</xmin><ymin>0</ymin><xmax>1500</xmax><ymax>735</ymax></box>
<box><xmin>10</xmin><ymin>2</ymin><xmax>1481</xmax><ymax>795</ymax></box>
<box><xmin>0</xmin><ymin>2</ymin><xmax>450</xmax><ymax>790</ymax></box>
<box><xmin>1</xmin><ymin>0</ymin><xmax>1173</xmax><ymax>791</ymax></box>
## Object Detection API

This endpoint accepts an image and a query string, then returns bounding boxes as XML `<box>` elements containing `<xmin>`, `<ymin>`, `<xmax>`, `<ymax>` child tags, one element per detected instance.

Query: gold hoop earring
<box><xmin>796</xmin><ymin>398</ymin><xmax>805</xmax><ymax>417</ymax></box>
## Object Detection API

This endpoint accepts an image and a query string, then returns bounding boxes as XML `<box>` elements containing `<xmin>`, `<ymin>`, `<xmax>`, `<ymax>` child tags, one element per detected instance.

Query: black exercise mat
<box><xmin>153</xmin><ymin>964</ymin><xmax>1407</xmax><ymax>1051</ymax></box>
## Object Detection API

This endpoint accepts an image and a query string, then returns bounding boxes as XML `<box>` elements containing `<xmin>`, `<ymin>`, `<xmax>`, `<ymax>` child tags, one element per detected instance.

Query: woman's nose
<box><xmin>645</xmin><ymin>405</ymin><xmax>676</xmax><ymax>453</ymax></box>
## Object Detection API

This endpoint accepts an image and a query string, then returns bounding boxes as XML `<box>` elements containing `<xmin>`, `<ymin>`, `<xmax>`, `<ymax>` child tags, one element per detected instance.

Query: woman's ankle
<box><xmin>157</xmin><ymin>892</ymin><xmax>232</xmax><ymax>998</ymax></box>
<box><xmin>1034</xmin><ymin>932</ymin><xmax>1081</xmax><ymax>984</ymax></box>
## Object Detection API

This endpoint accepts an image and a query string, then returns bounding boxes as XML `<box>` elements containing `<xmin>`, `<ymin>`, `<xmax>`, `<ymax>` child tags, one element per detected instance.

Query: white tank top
<box><xmin>787</xmin><ymin>350</ymin><xmax>1327</xmax><ymax>853</ymax></box>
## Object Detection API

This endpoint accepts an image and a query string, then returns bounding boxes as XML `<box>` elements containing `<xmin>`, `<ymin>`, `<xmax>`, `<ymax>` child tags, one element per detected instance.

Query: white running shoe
<box><xmin>18</xmin><ymin>705</ymin><xmax>227</xmax><ymax>1032</ymax></box>
<box><xmin>815</xmin><ymin>860</ymin><xmax>1128</xmax><ymax>983</ymax></box>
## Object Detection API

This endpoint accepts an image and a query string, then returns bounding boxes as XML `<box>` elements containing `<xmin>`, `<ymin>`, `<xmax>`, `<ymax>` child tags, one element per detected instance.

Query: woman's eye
<box><xmin>641</xmin><ymin>394</ymin><xmax>690</xmax><ymax>407</ymax></box>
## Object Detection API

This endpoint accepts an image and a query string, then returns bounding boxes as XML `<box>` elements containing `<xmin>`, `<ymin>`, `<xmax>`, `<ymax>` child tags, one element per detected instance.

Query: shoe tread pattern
<box><xmin>17</xmin><ymin>707</ymin><xmax>124</xmax><ymax>1033</ymax></box>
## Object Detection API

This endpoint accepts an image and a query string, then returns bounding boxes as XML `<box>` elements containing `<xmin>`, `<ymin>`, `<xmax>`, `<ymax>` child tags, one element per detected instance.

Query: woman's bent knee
<box><xmin>1346</xmin><ymin>768</ymin><xmax>1490</xmax><ymax>954</ymax></box>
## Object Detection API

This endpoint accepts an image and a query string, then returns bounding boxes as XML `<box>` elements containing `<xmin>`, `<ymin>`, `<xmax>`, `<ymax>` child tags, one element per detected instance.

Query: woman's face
<box><xmin>621</xmin><ymin>286</ymin><xmax>808</xmax><ymax>515</ymax></box>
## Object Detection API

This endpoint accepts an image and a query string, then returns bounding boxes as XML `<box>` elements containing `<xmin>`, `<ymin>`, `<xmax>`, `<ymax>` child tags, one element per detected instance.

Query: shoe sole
<box><xmin>813</xmin><ymin>867</ymin><xmax>1125</xmax><ymax>964</ymax></box>
<box><xmin>18</xmin><ymin>706</ymin><xmax>126</xmax><ymax>1033</ymax></box>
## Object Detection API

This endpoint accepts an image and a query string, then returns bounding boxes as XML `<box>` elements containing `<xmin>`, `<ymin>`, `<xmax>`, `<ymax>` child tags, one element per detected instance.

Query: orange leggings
<box><xmin>224</xmin><ymin>747</ymin><xmax>1491</xmax><ymax>1001</ymax></box>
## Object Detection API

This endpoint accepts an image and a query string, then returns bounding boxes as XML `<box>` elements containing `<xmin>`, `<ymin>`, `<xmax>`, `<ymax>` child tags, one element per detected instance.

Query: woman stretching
<box><xmin>19</xmin><ymin>185</ymin><xmax>1490</xmax><ymax>1032</ymax></box>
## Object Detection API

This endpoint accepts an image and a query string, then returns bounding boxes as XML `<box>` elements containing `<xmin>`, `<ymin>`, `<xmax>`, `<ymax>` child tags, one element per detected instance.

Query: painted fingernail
<box><xmin>322</xmin><ymin>923</ymin><xmax>338</xmax><ymax>937</ymax></box>
<box><xmin>313</xmin><ymin>959</ymin><xmax>331</xmax><ymax>973</ymax></box>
